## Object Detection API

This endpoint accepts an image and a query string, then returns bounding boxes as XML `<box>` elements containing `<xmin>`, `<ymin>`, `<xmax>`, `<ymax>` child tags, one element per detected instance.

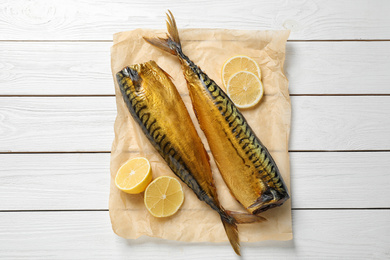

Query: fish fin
<box><xmin>248</xmin><ymin>188</ymin><xmax>274</xmax><ymax>209</ymax></box>
<box><xmin>143</xmin><ymin>10</ymin><xmax>182</xmax><ymax>56</ymax></box>
<box><xmin>221</xmin><ymin>218</ymin><xmax>240</xmax><ymax>256</ymax></box>
<box><xmin>143</xmin><ymin>36</ymin><xmax>177</xmax><ymax>55</ymax></box>
<box><xmin>226</xmin><ymin>210</ymin><xmax>267</xmax><ymax>224</ymax></box>
<box><xmin>166</xmin><ymin>10</ymin><xmax>181</xmax><ymax>46</ymax></box>
<box><xmin>158</xmin><ymin>65</ymin><xmax>174</xmax><ymax>81</ymax></box>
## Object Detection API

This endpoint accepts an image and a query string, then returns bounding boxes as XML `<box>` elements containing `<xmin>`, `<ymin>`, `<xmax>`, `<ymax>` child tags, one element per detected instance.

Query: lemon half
<box><xmin>222</xmin><ymin>55</ymin><xmax>261</xmax><ymax>88</ymax></box>
<box><xmin>144</xmin><ymin>176</ymin><xmax>184</xmax><ymax>218</ymax></box>
<box><xmin>226</xmin><ymin>71</ymin><xmax>264</xmax><ymax>109</ymax></box>
<box><xmin>115</xmin><ymin>157</ymin><xmax>152</xmax><ymax>194</ymax></box>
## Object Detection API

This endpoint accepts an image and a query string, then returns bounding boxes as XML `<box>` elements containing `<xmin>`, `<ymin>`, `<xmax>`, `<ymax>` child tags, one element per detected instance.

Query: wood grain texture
<box><xmin>0</xmin><ymin>42</ymin><xmax>113</xmax><ymax>95</ymax></box>
<box><xmin>0</xmin><ymin>210</ymin><xmax>388</xmax><ymax>259</ymax></box>
<box><xmin>0</xmin><ymin>153</ymin><xmax>110</xmax><ymax>210</ymax></box>
<box><xmin>0</xmin><ymin>97</ymin><xmax>116</xmax><ymax>152</ymax></box>
<box><xmin>290</xmin><ymin>96</ymin><xmax>390</xmax><ymax>150</ymax></box>
<box><xmin>0</xmin><ymin>1</ymin><xmax>388</xmax><ymax>258</ymax></box>
<box><xmin>1</xmin><ymin>41</ymin><xmax>390</xmax><ymax>95</ymax></box>
<box><xmin>290</xmin><ymin>152</ymin><xmax>390</xmax><ymax>209</ymax></box>
<box><xmin>0</xmin><ymin>152</ymin><xmax>389</xmax><ymax>210</ymax></box>
<box><xmin>0</xmin><ymin>96</ymin><xmax>389</xmax><ymax>152</ymax></box>
<box><xmin>286</xmin><ymin>41</ymin><xmax>390</xmax><ymax>94</ymax></box>
<box><xmin>0</xmin><ymin>0</ymin><xmax>390</xmax><ymax>40</ymax></box>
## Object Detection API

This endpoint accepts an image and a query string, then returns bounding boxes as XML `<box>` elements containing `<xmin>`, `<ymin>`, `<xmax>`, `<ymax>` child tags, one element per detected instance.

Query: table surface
<box><xmin>1</xmin><ymin>0</ymin><xmax>389</xmax><ymax>259</ymax></box>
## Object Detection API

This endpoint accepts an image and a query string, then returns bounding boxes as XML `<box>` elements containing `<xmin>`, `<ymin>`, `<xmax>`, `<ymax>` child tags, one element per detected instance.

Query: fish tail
<box><xmin>226</xmin><ymin>210</ymin><xmax>267</xmax><ymax>224</ymax></box>
<box><xmin>220</xmin><ymin>208</ymin><xmax>267</xmax><ymax>255</ymax></box>
<box><xmin>221</xmin><ymin>216</ymin><xmax>240</xmax><ymax>256</ymax></box>
<box><xmin>143</xmin><ymin>10</ymin><xmax>183</xmax><ymax>57</ymax></box>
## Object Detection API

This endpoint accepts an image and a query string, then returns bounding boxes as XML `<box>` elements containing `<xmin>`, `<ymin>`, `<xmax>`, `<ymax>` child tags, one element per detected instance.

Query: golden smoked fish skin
<box><xmin>144</xmin><ymin>11</ymin><xmax>289</xmax><ymax>215</ymax></box>
<box><xmin>116</xmin><ymin>61</ymin><xmax>222</xmax><ymax>212</ymax></box>
<box><xmin>115</xmin><ymin>60</ymin><xmax>260</xmax><ymax>255</ymax></box>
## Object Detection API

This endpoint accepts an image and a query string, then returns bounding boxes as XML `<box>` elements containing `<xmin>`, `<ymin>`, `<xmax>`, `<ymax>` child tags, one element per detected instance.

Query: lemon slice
<box><xmin>115</xmin><ymin>157</ymin><xmax>152</xmax><ymax>194</ymax></box>
<box><xmin>227</xmin><ymin>71</ymin><xmax>264</xmax><ymax>109</ymax></box>
<box><xmin>144</xmin><ymin>176</ymin><xmax>184</xmax><ymax>218</ymax></box>
<box><xmin>222</xmin><ymin>55</ymin><xmax>261</xmax><ymax>87</ymax></box>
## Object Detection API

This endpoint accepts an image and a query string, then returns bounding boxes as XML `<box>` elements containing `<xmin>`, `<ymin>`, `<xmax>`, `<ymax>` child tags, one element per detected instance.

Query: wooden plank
<box><xmin>0</xmin><ymin>42</ymin><xmax>114</xmax><ymax>95</ymax></box>
<box><xmin>0</xmin><ymin>210</ymin><xmax>388</xmax><ymax>259</ymax></box>
<box><xmin>0</xmin><ymin>97</ymin><xmax>116</xmax><ymax>152</ymax></box>
<box><xmin>1</xmin><ymin>41</ymin><xmax>390</xmax><ymax>95</ymax></box>
<box><xmin>0</xmin><ymin>153</ymin><xmax>110</xmax><ymax>210</ymax></box>
<box><xmin>0</xmin><ymin>0</ymin><xmax>390</xmax><ymax>40</ymax></box>
<box><xmin>0</xmin><ymin>152</ymin><xmax>389</xmax><ymax>210</ymax></box>
<box><xmin>290</xmin><ymin>152</ymin><xmax>390</xmax><ymax>208</ymax></box>
<box><xmin>286</xmin><ymin>41</ymin><xmax>390</xmax><ymax>94</ymax></box>
<box><xmin>289</xmin><ymin>96</ymin><xmax>390</xmax><ymax>150</ymax></box>
<box><xmin>1</xmin><ymin>96</ymin><xmax>389</xmax><ymax>152</ymax></box>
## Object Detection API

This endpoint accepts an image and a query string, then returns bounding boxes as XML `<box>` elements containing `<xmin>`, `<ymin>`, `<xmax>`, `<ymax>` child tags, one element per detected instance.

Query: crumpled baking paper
<box><xmin>109</xmin><ymin>28</ymin><xmax>292</xmax><ymax>243</ymax></box>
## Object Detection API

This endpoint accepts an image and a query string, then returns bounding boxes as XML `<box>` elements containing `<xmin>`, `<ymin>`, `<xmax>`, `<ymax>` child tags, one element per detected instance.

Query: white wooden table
<box><xmin>1</xmin><ymin>1</ymin><xmax>389</xmax><ymax>259</ymax></box>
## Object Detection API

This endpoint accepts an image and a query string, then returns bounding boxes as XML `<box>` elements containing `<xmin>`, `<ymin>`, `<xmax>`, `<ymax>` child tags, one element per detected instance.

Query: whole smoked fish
<box><xmin>116</xmin><ymin>60</ymin><xmax>264</xmax><ymax>255</ymax></box>
<box><xmin>144</xmin><ymin>11</ymin><xmax>290</xmax><ymax>216</ymax></box>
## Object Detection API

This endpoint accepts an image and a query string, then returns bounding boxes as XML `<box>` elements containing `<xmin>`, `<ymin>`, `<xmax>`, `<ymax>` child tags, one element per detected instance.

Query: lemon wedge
<box><xmin>226</xmin><ymin>71</ymin><xmax>264</xmax><ymax>109</ymax></box>
<box><xmin>144</xmin><ymin>176</ymin><xmax>184</xmax><ymax>218</ymax></box>
<box><xmin>115</xmin><ymin>157</ymin><xmax>152</xmax><ymax>194</ymax></box>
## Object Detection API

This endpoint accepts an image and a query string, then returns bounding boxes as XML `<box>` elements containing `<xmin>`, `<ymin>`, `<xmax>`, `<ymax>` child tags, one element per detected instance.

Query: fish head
<box><xmin>118</xmin><ymin>61</ymin><xmax>174</xmax><ymax>94</ymax></box>
<box><xmin>249</xmin><ymin>188</ymin><xmax>290</xmax><ymax>215</ymax></box>
<box><xmin>117</xmin><ymin>61</ymin><xmax>181</xmax><ymax>114</ymax></box>
<box><xmin>138</xmin><ymin>60</ymin><xmax>173</xmax><ymax>91</ymax></box>
<box><xmin>116</xmin><ymin>65</ymin><xmax>142</xmax><ymax>96</ymax></box>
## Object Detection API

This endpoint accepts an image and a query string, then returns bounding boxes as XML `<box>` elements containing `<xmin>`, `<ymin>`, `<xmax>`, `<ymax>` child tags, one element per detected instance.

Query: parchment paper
<box><xmin>109</xmin><ymin>29</ymin><xmax>292</xmax><ymax>243</ymax></box>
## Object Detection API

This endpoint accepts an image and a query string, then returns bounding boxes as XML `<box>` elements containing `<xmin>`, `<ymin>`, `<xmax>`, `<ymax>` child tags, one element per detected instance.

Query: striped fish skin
<box><xmin>117</xmin><ymin>60</ymin><xmax>267</xmax><ymax>256</ymax></box>
<box><xmin>182</xmin><ymin>58</ymin><xmax>289</xmax><ymax>214</ymax></box>
<box><xmin>116</xmin><ymin>60</ymin><xmax>229</xmax><ymax>216</ymax></box>
<box><xmin>144</xmin><ymin>12</ymin><xmax>289</xmax><ymax>215</ymax></box>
